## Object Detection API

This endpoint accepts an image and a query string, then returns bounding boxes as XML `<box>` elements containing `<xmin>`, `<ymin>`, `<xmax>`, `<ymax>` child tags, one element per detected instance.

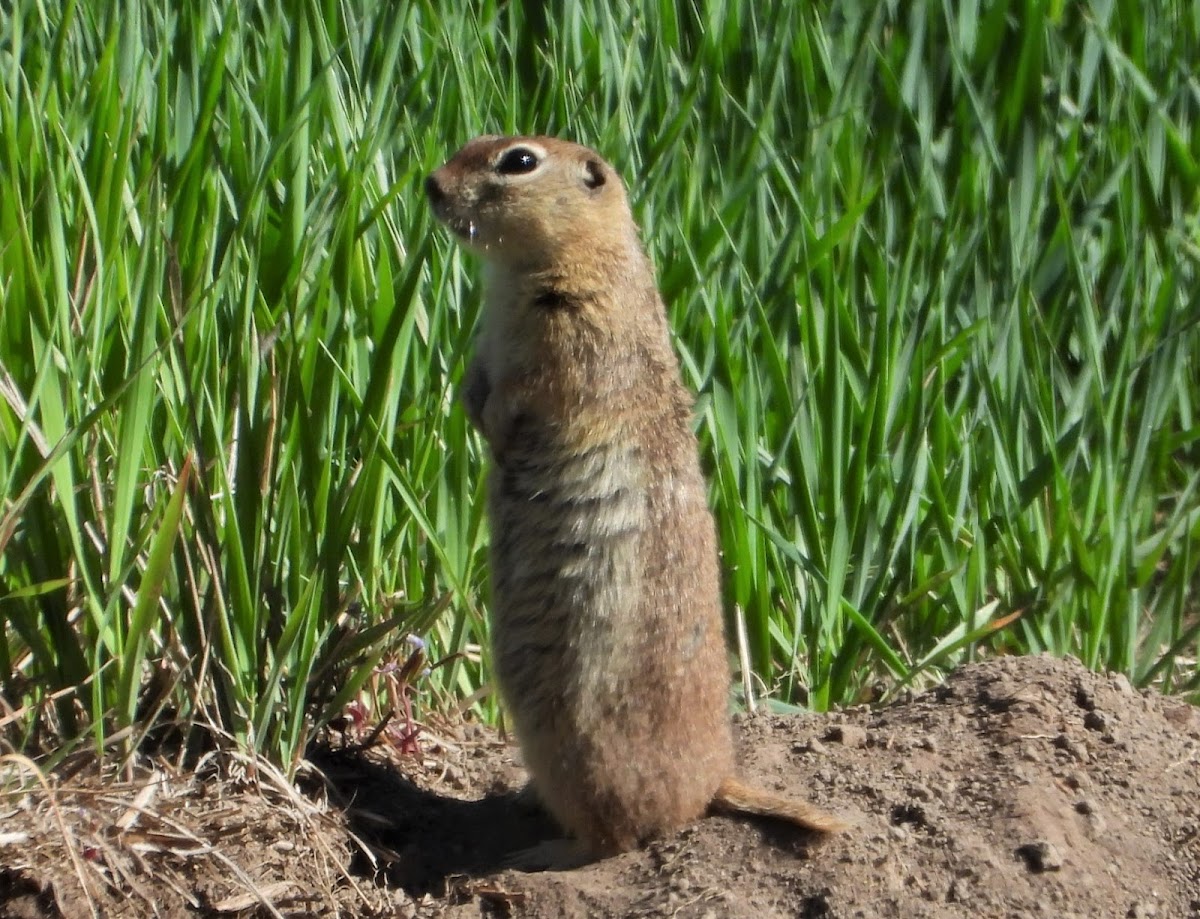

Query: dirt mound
<box><xmin>2</xmin><ymin>655</ymin><xmax>1198</xmax><ymax>918</ymax></box>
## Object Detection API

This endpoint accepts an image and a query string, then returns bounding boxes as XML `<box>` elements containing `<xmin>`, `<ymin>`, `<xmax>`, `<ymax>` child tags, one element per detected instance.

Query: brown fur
<box><xmin>426</xmin><ymin>135</ymin><xmax>846</xmax><ymax>859</ymax></box>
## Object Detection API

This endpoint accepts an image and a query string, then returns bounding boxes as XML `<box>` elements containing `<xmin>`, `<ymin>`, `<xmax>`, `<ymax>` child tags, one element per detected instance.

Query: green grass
<box><xmin>1</xmin><ymin>1</ymin><xmax>1197</xmax><ymax>768</ymax></box>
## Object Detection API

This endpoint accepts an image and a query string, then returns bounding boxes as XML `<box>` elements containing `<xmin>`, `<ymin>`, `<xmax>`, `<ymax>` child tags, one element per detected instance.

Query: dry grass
<box><xmin>0</xmin><ymin>748</ymin><xmax>403</xmax><ymax>917</ymax></box>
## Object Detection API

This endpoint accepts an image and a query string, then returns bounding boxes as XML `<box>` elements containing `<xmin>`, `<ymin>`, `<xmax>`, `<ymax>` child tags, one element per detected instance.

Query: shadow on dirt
<box><xmin>309</xmin><ymin>746</ymin><xmax>560</xmax><ymax>898</ymax></box>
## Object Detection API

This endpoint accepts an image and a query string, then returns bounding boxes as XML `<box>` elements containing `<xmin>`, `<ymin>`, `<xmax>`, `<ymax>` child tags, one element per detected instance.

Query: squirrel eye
<box><xmin>495</xmin><ymin>147</ymin><xmax>541</xmax><ymax>175</ymax></box>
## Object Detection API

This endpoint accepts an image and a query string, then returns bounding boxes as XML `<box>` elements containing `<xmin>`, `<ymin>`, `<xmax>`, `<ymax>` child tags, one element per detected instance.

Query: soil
<box><xmin>2</xmin><ymin>654</ymin><xmax>1198</xmax><ymax>918</ymax></box>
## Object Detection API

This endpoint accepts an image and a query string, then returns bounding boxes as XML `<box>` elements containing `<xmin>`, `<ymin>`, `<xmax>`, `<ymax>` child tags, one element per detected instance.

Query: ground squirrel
<box><xmin>426</xmin><ymin>135</ymin><xmax>846</xmax><ymax>862</ymax></box>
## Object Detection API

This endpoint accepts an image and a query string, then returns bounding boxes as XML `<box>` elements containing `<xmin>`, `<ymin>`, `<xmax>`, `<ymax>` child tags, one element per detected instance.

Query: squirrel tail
<box><xmin>711</xmin><ymin>776</ymin><xmax>849</xmax><ymax>834</ymax></box>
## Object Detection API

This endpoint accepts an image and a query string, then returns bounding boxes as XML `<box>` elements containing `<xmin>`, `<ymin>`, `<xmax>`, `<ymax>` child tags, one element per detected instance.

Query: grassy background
<box><xmin>1</xmin><ymin>1</ymin><xmax>1197</xmax><ymax>768</ymax></box>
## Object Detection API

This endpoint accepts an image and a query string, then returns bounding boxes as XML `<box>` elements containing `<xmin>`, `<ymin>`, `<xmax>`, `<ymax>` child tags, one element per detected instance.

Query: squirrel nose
<box><xmin>425</xmin><ymin>175</ymin><xmax>445</xmax><ymax>206</ymax></box>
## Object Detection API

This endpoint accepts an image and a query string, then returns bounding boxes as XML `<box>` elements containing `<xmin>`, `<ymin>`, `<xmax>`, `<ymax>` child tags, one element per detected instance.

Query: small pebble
<box><xmin>825</xmin><ymin>724</ymin><xmax>868</xmax><ymax>748</ymax></box>
<box><xmin>946</xmin><ymin>877</ymin><xmax>969</xmax><ymax>904</ymax></box>
<box><xmin>1062</xmin><ymin>772</ymin><xmax>1092</xmax><ymax>791</ymax></box>
<box><xmin>1053</xmin><ymin>733</ymin><xmax>1090</xmax><ymax>763</ymax></box>
<box><xmin>1083</xmin><ymin>710</ymin><xmax>1109</xmax><ymax>732</ymax></box>
<box><xmin>1016</xmin><ymin>840</ymin><xmax>1063</xmax><ymax>872</ymax></box>
<box><xmin>1075</xmin><ymin>687</ymin><xmax>1096</xmax><ymax>711</ymax></box>
<box><xmin>1074</xmin><ymin>797</ymin><xmax>1106</xmax><ymax>834</ymax></box>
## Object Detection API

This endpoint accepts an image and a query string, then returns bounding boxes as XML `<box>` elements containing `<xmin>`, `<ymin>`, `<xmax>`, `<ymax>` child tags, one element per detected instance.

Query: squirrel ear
<box><xmin>581</xmin><ymin>158</ymin><xmax>607</xmax><ymax>190</ymax></box>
